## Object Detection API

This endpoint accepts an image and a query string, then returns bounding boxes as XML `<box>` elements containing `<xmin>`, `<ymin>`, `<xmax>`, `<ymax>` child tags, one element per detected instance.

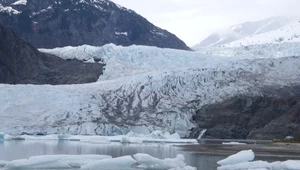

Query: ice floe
<box><xmin>217</xmin><ymin>150</ymin><xmax>255</xmax><ymax>166</ymax></box>
<box><xmin>1</xmin><ymin>154</ymin><xmax>195</xmax><ymax>170</ymax></box>
<box><xmin>5</xmin><ymin>155</ymin><xmax>111</xmax><ymax>169</ymax></box>
<box><xmin>81</xmin><ymin>156</ymin><xmax>136</xmax><ymax>170</ymax></box>
<box><xmin>217</xmin><ymin>150</ymin><xmax>300</xmax><ymax>170</ymax></box>
<box><xmin>133</xmin><ymin>153</ymin><xmax>187</xmax><ymax>170</ymax></box>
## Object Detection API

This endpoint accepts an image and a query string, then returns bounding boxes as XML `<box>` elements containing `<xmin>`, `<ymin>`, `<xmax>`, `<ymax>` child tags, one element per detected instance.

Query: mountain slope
<box><xmin>0</xmin><ymin>22</ymin><xmax>104</xmax><ymax>84</ymax></box>
<box><xmin>0</xmin><ymin>0</ymin><xmax>190</xmax><ymax>50</ymax></box>
<box><xmin>197</xmin><ymin>21</ymin><xmax>300</xmax><ymax>59</ymax></box>
<box><xmin>192</xmin><ymin>17</ymin><xmax>295</xmax><ymax>50</ymax></box>
<box><xmin>224</xmin><ymin>21</ymin><xmax>300</xmax><ymax>47</ymax></box>
<box><xmin>0</xmin><ymin>44</ymin><xmax>300</xmax><ymax>140</ymax></box>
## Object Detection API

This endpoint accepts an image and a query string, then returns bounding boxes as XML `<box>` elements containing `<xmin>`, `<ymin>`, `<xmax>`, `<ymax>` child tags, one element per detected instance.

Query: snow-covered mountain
<box><xmin>192</xmin><ymin>17</ymin><xmax>296</xmax><ymax>50</ymax></box>
<box><xmin>1</xmin><ymin>44</ymin><xmax>300</xmax><ymax>138</ymax></box>
<box><xmin>195</xmin><ymin>19</ymin><xmax>300</xmax><ymax>59</ymax></box>
<box><xmin>0</xmin><ymin>0</ymin><xmax>190</xmax><ymax>50</ymax></box>
<box><xmin>224</xmin><ymin>21</ymin><xmax>300</xmax><ymax>47</ymax></box>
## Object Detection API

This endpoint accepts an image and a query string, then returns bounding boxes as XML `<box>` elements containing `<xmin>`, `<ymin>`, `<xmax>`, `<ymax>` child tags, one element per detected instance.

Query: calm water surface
<box><xmin>0</xmin><ymin>140</ymin><xmax>225</xmax><ymax>170</ymax></box>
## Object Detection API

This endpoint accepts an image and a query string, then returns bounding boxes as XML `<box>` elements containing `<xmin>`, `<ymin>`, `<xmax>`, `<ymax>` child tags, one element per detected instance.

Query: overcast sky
<box><xmin>112</xmin><ymin>0</ymin><xmax>300</xmax><ymax>46</ymax></box>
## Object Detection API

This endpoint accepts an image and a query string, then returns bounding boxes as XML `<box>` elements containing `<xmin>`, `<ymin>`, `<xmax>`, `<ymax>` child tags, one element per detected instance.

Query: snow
<box><xmin>196</xmin><ymin>21</ymin><xmax>300</xmax><ymax>59</ymax></box>
<box><xmin>11</xmin><ymin>0</ymin><xmax>27</xmax><ymax>5</ymax></box>
<box><xmin>193</xmin><ymin>16</ymin><xmax>296</xmax><ymax>49</ymax></box>
<box><xmin>81</xmin><ymin>156</ymin><xmax>136</xmax><ymax>170</ymax></box>
<box><xmin>224</xmin><ymin>21</ymin><xmax>300</xmax><ymax>47</ymax></box>
<box><xmin>217</xmin><ymin>150</ymin><xmax>255</xmax><ymax>166</ymax></box>
<box><xmin>2</xmin><ymin>154</ymin><xmax>195</xmax><ymax>170</ymax></box>
<box><xmin>217</xmin><ymin>150</ymin><xmax>300</xmax><ymax>170</ymax></box>
<box><xmin>115</xmin><ymin>32</ymin><xmax>128</xmax><ymax>36</ymax></box>
<box><xmin>0</xmin><ymin>4</ymin><xmax>21</xmax><ymax>15</ymax></box>
<box><xmin>133</xmin><ymin>153</ymin><xmax>187</xmax><ymax>170</ymax></box>
<box><xmin>5</xmin><ymin>155</ymin><xmax>111</xmax><ymax>169</ymax></box>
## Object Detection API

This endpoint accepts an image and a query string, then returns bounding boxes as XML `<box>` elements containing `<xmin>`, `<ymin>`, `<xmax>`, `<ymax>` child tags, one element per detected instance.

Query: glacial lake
<box><xmin>1</xmin><ymin>140</ymin><xmax>298</xmax><ymax>170</ymax></box>
<box><xmin>0</xmin><ymin>140</ymin><xmax>225</xmax><ymax>170</ymax></box>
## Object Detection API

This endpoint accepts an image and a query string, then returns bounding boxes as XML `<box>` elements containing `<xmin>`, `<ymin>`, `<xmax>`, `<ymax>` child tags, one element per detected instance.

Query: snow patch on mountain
<box><xmin>0</xmin><ymin>4</ymin><xmax>20</xmax><ymax>14</ymax></box>
<box><xmin>11</xmin><ymin>0</ymin><xmax>27</xmax><ymax>5</ymax></box>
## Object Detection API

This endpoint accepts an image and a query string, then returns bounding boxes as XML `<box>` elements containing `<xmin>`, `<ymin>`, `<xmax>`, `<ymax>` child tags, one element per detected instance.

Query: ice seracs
<box><xmin>1</xmin><ymin>44</ymin><xmax>300</xmax><ymax>136</ymax></box>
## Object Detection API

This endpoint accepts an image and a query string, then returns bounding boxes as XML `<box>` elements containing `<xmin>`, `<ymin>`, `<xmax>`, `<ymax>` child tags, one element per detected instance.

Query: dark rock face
<box><xmin>193</xmin><ymin>86</ymin><xmax>300</xmax><ymax>140</ymax></box>
<box><xmin>0</xmin><ymin>23</ymin><xmax>104</xmax><ymax>84</ymax></box>
<box><xmin>0</xmin><ymin>0</ymin><xmax>190</xmax><ymax>50</ymax></box>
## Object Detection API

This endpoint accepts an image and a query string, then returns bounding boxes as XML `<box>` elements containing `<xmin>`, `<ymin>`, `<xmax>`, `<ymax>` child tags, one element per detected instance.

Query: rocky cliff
<box><xmin>0</xmin><ymin>0</ymin><xmax>190</xmax><ymax>50</ymax></box>
<box><xmin>192</xmin><ymin>86</ymin><xmax>300</xmax><ymax>140</ymax></box>
<box><xmin>0</xmin><ymin>23</ymin><xmax>104</xmax><ymax>84</ymax></box>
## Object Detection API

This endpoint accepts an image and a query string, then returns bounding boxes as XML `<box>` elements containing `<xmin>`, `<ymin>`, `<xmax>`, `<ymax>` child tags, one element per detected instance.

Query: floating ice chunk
<box><xmin>5</xmin><ymin>156</ymin><xmax>71</xmax><ymax>169</ymax></box>
<box><xmin>0</xmin><ymin>160</ymin><xmax>8</xmax><ymax>167</ymax></box>
<box><xmin>279</xmin><ymin>160</ymin><xmax>300</xmax><ymax>170</ymax></box>
<box><xmin>120</xmin><ymin>136</ymin><xmax>142</xmax><ymax>144</ymax></box>
<box><xmin>285</xmin><ymin>136</ymin><xmax>294</xmax><ymax>140</ymax></box>
<box><xmin>79</xmin><ymin>136</ymin><xmax>110</xmax><ymax>144</ymax></box>
<box><xmin>222</xmin><ymin>142</ymin><xmax>247</xmax><ymax>145</ymax></box>
<box><xmin>133</xmin><ymin>153</ymin><xmax>186</xmax><ymax>169</ymax></box>
<box><xmin>81</xmin><ymin>156</ymin><xmax>136</xmax><ymax>170</ymax></box>
<box><xmin>4</xmin><ymin>134</ymin><xmax>12</xmax><ymax>140</ymax></box>
<box><xmin>218</xmin><ymin>160</ymin><xmax>300</xmax><ymax>170</ymax></box>
<box><xmin>5</xmin><ymin>155</ymin><xmax>111</xmax><ymax>169</ymax></box>
<box><xmin>217</xmin><ymin>161</ymin><xmax>270</xmax><ymax>170</ymax></box>
<box><xmin>170</xmin><ymin>166</ymin><xmax>197</xmax><ymax>170</ymax></box>
<box><xmin>0</xmin><ymin>132</ymin><xmax>5</xmax><ymax>139</ymax></box>
<box><xmin>163</xmin><ymin>132</ymin><xmax>181</xmax><ymax>140</ymax></box>
<box><xmin>217</xmin><ymin>150</ymin><xmax>255</xmax><ymax>166</ymax></box>
<box><xmin>60</xmin><ymin>155</ymin><xmax>112</xmax><ymax>168</ymax></box>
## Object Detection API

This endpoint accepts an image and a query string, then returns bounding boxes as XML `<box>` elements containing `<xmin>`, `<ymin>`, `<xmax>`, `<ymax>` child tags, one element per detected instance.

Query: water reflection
<box><xmin>0</xmin><ymin>140</ymin><xmax>226</xmax><ymax>170</ymax></box>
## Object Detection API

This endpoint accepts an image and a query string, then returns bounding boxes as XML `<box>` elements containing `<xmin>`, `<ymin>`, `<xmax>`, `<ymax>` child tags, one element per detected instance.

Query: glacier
<box><xmin>0</xmin><ymin>44</ymin><xmax>299</xmax><ymax>136</ymax></box>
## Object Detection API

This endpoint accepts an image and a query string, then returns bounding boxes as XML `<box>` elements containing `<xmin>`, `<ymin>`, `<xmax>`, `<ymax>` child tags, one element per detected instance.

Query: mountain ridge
<box><xmin>0</xmin><ymin>0</ymin><xmax>190</xmax><ymax>50</ymax></box>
